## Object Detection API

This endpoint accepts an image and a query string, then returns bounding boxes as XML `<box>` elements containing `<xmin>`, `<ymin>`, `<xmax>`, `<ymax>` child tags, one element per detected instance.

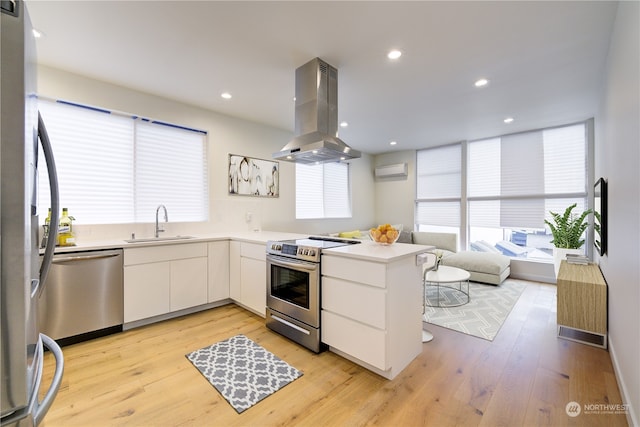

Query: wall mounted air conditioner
<box><xmin>374</xmin><ymin>163</ymin><xmax>408</xmax><ymax>178</ymax></box>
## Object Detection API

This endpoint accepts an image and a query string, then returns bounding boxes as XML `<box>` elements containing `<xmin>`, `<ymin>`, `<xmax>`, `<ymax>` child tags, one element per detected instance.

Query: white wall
<box><xmin>37</xmin><ymin>66</ymin><xmax>375</xmax><ymax>239</ymax></box>
<box><xmin>373</xmin><ymin>150</ymin><xmax>416</xmax><ymax>230</ymax></box>
<box><xmin>595</xmin><ymin>1</ymin><xmax>639</xmax><ymax>424</ymax></box>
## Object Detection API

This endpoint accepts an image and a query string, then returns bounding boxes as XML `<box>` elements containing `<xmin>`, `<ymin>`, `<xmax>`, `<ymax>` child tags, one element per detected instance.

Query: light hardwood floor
<box><xmin>40</xmin><ymin>281</ymin><xmax>628</xmax><ymax>426</ymax></box>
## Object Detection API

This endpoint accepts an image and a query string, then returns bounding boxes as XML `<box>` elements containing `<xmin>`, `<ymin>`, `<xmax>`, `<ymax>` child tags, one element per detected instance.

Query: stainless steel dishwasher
<box><xmin>38</xmin><ymin>249</ymin><xmax>123</xmax><ymax>345</ymax></box>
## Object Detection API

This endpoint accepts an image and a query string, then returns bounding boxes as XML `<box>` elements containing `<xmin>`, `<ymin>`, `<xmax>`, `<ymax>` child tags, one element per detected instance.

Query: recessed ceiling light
<box><xmin>390</xmin><ymin>141</ymin><xmax>397</xmax><ymax>146</ymax></box>
<box><xmin>387</xmin><ymin>50</ymin><xmax>402</xmax><ymax>60</ymax></box>
<box><xmin>474</xmin><ymin>78</ymin><xmax>489</xmax><ymax>88</ymax></box>
<box><xmin>32</xmin><ymin>28</ymin><xmax>43</xmax><ymax>38</ymax></box>
<box><xmin>504</xmin><ymin>117</ymin><xmax>514</xmax><ymax>123</ymax></box>
<box><xmin>340</xmin><ymin>121</ymin><xmax>349</xmax><ymax>128</ymax></box>
<box><xmin>221</xmin><ymin>92</ymin><xmax>232</xmax><ymax>99</ymax></box>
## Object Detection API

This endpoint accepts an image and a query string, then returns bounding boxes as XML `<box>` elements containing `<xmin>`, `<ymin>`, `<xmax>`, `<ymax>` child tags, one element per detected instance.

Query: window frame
<box><xmin>415</xmin><ymin>120</ymin><xmax>593</xmax><ymax>260</ymax></box>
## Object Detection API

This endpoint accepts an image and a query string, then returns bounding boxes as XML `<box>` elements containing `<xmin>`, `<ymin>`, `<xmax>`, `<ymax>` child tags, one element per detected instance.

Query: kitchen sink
<box><xmin>125</xmin><ymin>235</ymin><xmax>196</xmax><ymax>244</ymax></box>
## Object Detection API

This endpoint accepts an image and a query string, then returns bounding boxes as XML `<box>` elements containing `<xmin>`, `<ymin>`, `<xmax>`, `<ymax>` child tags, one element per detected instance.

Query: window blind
<box><xmin>467</xmin><ymin>123</ymin><xmax>587</xmax><ymax>229</ymax></box>
<box><xmin>37</xmin><ymin>99</ymin><xmax>208</xmax><ymax>224</ymax></box>
<box><xmin>416</xmin><ymin>144</ymin><xmax>461</xmax><ymax>199</ymax></box>
<box><xmin>415</xmin><ymin>144</ymin><xmax>461</xmax><ymax>228</ymax></box>
<box><xmin>38</xmin><ymin>100</ymin><xmax>135</xmax><ymax>224</ymax></box>
<box><xmin>415</xmin><ymin>201</ymin><xmax>460</xmax><ymax>228</ymax></box>
<box><xmin>296</xmin><ymin>162</ymin><xmax>351</xmax><ymax>219</ymax></box>
<box><xmin>135</xmin><ymin>120</ymin><xmax>208</xmax><ymax>222</ymax></box>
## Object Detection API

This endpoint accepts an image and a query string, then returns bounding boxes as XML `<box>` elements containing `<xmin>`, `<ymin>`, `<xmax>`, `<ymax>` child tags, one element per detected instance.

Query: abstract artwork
<box><xmin>228</xmin><ymin>154</ymin><xmax>279</xmax><ymax>197</ymax></box>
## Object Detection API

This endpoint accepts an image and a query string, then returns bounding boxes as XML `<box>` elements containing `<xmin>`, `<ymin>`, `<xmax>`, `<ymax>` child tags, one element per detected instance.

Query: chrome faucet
<box><xmin>155</xmin><ymin>205</ymin><xmax>168</xmax><ymax>238</ymax></box>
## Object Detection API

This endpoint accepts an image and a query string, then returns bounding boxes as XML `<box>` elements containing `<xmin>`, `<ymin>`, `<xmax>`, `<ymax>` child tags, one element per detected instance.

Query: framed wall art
<box><xmin>228</xmin><ymin>154</ymin><xmax>279</xmax><ymax>197</ymax></box>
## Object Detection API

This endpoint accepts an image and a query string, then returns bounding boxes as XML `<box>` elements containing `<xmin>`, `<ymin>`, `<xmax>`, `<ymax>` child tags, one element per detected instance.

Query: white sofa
<box><xmin>411</xmin><ymin>232</ymin><xmax>511</xmax><ymax>285</ymax></box>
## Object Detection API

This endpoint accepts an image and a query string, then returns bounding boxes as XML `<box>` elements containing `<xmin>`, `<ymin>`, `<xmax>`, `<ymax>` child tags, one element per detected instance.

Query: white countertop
<box><xmin>323</xmin><ymin>240</ymin><xmax>435</xmax><ymax>263</ymax></box>
<box><xmin>43</xmin><ymin>232</ymin><xmax>434</xmax><ymax>263</ymax></box>
<box><xmin>42</xmin><ymin>230</ymin><xmax>308</xmax><ymax>254</ymax></box>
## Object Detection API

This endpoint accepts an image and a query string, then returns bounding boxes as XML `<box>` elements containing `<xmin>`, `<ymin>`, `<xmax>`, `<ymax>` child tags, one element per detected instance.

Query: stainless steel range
<box><xmin>266</xmin><ymin>236</ymin><xmax>360</xmax><ymax>352</ymax></box>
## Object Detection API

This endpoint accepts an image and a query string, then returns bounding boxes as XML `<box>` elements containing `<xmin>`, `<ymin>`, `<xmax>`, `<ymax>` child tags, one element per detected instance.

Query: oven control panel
<box><xmin>267</xmin><ymin>241</ymin><xmax>320</xmax><ymax>262</ymax></box>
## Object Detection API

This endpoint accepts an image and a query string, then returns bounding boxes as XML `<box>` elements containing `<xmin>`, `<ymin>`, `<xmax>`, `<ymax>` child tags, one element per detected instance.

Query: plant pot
<box><xmin>553</xmin><ymin>247</ymin><xmax>583</xmax><ymax>277</ymax></box>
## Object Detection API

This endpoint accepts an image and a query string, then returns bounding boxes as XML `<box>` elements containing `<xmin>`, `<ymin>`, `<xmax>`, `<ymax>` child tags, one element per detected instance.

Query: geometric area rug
<box><xmin>423</xmin><ymin>279</ymin><xmax>527</xmax><ymax>341</ymax></box>
<box><xmin>186</xmin><ymin>334</ymin><xmax>303</xmax><ymax>413</ymax></box>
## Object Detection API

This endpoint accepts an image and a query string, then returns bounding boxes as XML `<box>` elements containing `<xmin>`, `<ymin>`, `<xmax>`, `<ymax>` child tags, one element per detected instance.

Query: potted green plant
<box><xmin>544</xmin><ymin>203</ymin><xmax>592</xmax><ymax>276</ymax></box>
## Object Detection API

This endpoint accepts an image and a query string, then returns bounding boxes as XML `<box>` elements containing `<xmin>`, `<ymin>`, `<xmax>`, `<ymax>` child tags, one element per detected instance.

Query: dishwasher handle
<box><xmin>52</xmin><ymin>253</ymin><xmax>121</xmax><ymax>263</ymax></box>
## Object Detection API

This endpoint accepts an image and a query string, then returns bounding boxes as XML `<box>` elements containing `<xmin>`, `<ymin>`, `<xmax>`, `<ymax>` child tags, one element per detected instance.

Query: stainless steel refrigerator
<box><xmin>1</xmin><ymin>1</ymin><xmax>64</xmax><ymax>425</ymax></box>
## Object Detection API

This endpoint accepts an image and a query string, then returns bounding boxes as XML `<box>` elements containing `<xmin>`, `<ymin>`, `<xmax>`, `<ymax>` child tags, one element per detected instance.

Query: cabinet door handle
<box><xmin>267</xmin><ymin>255</ymin><xmax>318</xmax><ymax>272</ymax></box>
<box><xmin>270</xmin><ymin>314</ymin><xmax>311</xmax><ymax>335</ymax></box>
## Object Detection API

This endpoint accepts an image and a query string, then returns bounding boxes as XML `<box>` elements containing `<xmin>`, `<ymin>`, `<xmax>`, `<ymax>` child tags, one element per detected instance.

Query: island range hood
<box><xmin>273</xmin><ymin>58</ymin><xmax>360</xmax><ymax>164</ymax></box>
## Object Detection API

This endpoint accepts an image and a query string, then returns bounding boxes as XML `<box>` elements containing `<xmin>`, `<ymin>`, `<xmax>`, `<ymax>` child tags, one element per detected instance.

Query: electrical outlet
<box><xmin>245</xmin><ymin>212</ymin><xmax>253</xmax><ymax>223</ymax></box>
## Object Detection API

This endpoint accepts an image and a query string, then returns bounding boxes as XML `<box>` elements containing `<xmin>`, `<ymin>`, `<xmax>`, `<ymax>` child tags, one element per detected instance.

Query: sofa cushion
<box><xmin>411</xmin><ymin>232</ymin><xmax>457</xmax><ymax>252</ymax></box>
<box><xmin>397</xmin><ymin>230</ymin><xmax>413</xmax><ymax>243</ymax></box>
<box><xmin>442</xmin><ymin>251</ymin><xmax>510</xmax><ymax>275</ymax></box>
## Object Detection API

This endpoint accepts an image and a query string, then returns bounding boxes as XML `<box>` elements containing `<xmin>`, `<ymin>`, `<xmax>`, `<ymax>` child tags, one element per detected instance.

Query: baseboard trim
<box><xmin>123</xmin><ymin>299</ymin><xmax>233</xmax><ymax>330</ymax></box>
<box><xmin>608</xmin><ymin>336</ymin><xmax>638</xmax><ymax>427</ymax></box>
<box><xmin>509</xmin><ymin>272</ymin><xmax>556</xmax><ymax>284</ymax></box>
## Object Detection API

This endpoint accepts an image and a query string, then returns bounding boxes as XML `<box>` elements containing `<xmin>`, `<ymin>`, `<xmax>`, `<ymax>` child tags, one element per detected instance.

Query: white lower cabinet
<box><xmin>228</xmin><ymin>241</ymin><xmax>266</xmax><ymax>317</ymax></box>
<box><xmin>124</xmin><ymin>243</ymin><xmax>208</xmax><ymax>323</ymax></box>
<box><xmin>240</xmin><ymin>257</ymin><xmax>266</xmax><ymax>316</ymax></box>
<box><xmin>170</xmin><ymin>257</ymin><xmax>208</xmax><ymax>312</ymax></box>
<box><xmin>124</xmin><ymin>262</ymin><xmax>171</xmax><ymax>322</ymax></box>
<box><xmin>229</xmin><ymin>241</ymin><xmax>241</xmax><ymax>301</ymax></box>
<box><xmin>322</xmin><ymin>311</ymin><xmax>387</xmax><ymax>370</ymax></box>
<box><xmin>321</xmin><ymin>253</ymin><xmax>423</xmax><ymax>380</ymax></box>
<box><xmin>208</xmin><ymin>241</ymin><xmax>230</xmax><ymax>303</ymax></box>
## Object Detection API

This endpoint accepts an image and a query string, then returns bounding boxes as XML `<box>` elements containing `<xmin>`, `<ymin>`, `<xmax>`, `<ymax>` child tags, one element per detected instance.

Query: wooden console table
<box><xmin>556</xmin><ymin>260</ymin><xmax>607</xmax><ymax>348</ymax></box>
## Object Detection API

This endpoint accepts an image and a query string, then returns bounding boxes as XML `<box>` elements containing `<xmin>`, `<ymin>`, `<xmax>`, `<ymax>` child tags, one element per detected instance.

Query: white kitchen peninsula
<box><xmin>321</xmin><ymin>242</ymin><xmax>435</xmax><ymax>380</ymax></box>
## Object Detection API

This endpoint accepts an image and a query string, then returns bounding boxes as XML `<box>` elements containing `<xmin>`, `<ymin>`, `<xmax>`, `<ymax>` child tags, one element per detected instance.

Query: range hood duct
<box><xmin>273</xmin><ymin>58</ymin><xmax>360</xmax><ymax>164</ymax></box>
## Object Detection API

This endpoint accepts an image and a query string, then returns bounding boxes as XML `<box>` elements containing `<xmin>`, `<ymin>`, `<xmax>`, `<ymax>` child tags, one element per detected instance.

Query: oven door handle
<box><xmin>268</xmin><ymin>255</ymin><xmax>318</xmax><ymax>272</ymax></box>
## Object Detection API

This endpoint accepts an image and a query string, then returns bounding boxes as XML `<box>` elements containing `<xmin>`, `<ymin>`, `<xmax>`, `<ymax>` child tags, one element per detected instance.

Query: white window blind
<box><xmin>296</xmin><ymin>162</ymin><xmax>351</xmax><ymax>219</ymax></box>
<box><xmin>416</xmin><ymin>144</ymin><xmax>461</xmax><ymax>228</ymax></box>
<box><xmin>467</xmin><ymin>123</ymin><xmax>587</xmax><ymax>229</ymax></box>
<box><xmin>37</xmin><ymin>99</ymin><xmax>208</xmax><ymax>224</ymax></box>
<box><xmin>415</xmin><ymin>201</ymin><xmax>460</xmax><ymax>227</ymax></box>
<box><xmin>38</xmin><ymin>101</ymin><xmax>135</xmax><ymax>223</ymax></box>
<box><xmin>416</xmin><ymin>144</ymin><xmax>461</xmax><ymax>199</ymax></box>
<box><xmin>135</xmin><ymin>121</ymin><xmax>208</xmax><ymax>222</ymax></box>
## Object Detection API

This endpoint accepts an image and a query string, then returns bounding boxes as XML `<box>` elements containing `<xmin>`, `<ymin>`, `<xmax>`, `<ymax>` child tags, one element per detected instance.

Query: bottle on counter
<box><xmin>58</xmin><ymin>207</ymin><xmax>76</xmax><ymax>246</ymax></box>
<box><xmin>40</xmin><ymin>208</ymin><xmax>52</xmax><ymax>249</ymax></box>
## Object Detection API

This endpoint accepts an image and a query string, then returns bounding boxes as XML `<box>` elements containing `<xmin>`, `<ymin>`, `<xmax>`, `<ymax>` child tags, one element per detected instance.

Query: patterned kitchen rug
<box><xmin>423</xmin><ymin>279</ymin><xmax>527</xmax><ymax>341</ymax></box>
<box><xmin>186</xmin><ymin>334</ymin><xmax>303</xmax><ymax>413</ymax></box>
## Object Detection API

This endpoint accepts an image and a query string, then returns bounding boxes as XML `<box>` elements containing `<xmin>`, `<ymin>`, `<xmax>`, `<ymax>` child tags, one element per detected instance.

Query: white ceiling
<box><xmin>26</xmin><ymin>1</ymin><xmax>618</xmax><ymax>155</ymax></box>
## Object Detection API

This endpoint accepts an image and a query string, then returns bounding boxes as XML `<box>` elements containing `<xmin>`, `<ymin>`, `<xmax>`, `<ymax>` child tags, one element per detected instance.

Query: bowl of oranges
<box><xmin>369</xmin><ymin>224</ymin><xmax>401</xmax><ymax>245</ymax></box>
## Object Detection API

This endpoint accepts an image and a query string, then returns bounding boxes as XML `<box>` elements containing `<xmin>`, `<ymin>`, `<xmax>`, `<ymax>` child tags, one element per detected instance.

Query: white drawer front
<box><xmin>124</xmin><ymin>242</ymin><xmax>207</xmax><ymax>265</ymax></box>
<box><xmin>321</xmin><ymin>255</ymin><xmax>386</xmax><ymax>288</ymax></box>
<box><xmin>240</xmin><ymin>242</ymin><xmax>266</xmax><ymax>261</ymax></box>
<box><xmin>322</xmin><ymin>277</ymin><xmax>386</xmax><ymax>329</ymax></box>
<box><xmin>322</xmin><ymin>311</ymin><xmax>387</xmax><ymax>370</ymax></box>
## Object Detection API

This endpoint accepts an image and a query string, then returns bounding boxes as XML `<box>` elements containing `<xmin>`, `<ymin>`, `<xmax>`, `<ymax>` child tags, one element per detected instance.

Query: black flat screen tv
<box><xmin>594</xmin><ymin>177</ymin><xmax>607</xmax><ymax>256</ymax></box>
